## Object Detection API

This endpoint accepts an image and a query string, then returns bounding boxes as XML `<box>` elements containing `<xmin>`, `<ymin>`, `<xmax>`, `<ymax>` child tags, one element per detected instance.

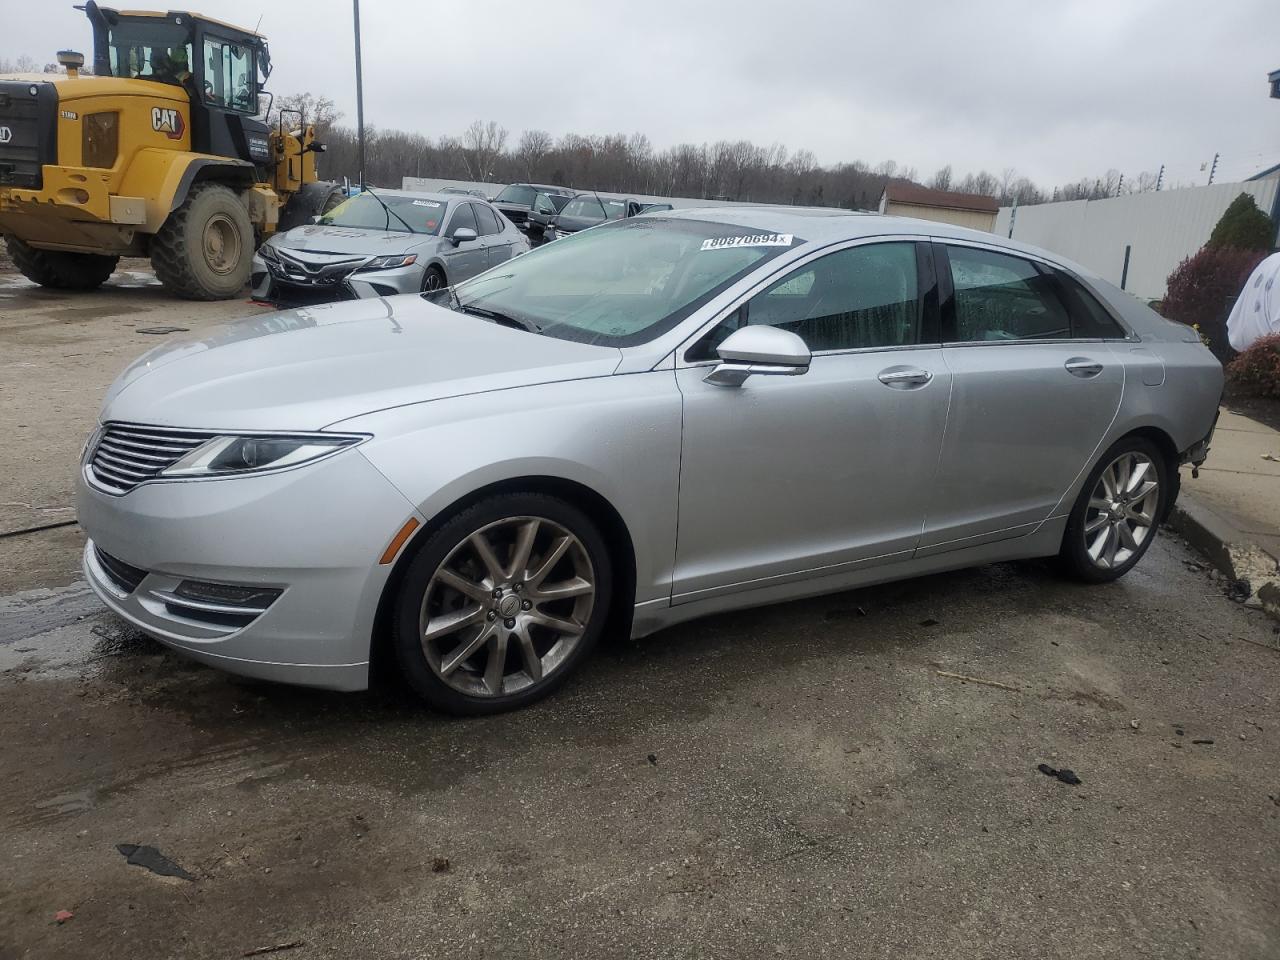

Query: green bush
<box><xmin>1162</xmin><ymin>247</ymin><xmax>1266</xmax><ymax>361</ymax></box>
<box><xmin>1207</xmin><ymin>193</ymin><xmax>1275</xmax><ymax>252</ymax></box>
<box><xmin>1226</xmin><ymin>333</ymin><xmax>1280</xmax><ymax>399</ymax></box>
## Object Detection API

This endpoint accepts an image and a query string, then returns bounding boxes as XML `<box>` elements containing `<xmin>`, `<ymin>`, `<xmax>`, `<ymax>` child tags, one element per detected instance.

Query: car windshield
<box><xmin>494</xmin><ymin>185</ymin><xmax>537</xmax><ymax>205</ymax></box>
<box><xmin>561</xmin><ymin>197</ymin><xmax>627</xmax><ymax>221</ymax></box>
<box><xmin>316</xmin><ymin>193</ymin><xmax>445</xmax><ymax>234</ymax></box>
<box><xmin>451</xmin><ymin>218</ymin><xmax>802</xmax><ymax>347</ymax></box>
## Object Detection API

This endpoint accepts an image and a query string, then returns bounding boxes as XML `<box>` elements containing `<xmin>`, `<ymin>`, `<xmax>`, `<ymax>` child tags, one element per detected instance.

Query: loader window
<box><xmin>203</xmin><ymin>36</ymin><xmax>257</xmax><ymax>113</ymax></box>
<box><xmin>105</xmin><ymin>19</ymin><xmax>193</xmax><ymax>87</ymax></box>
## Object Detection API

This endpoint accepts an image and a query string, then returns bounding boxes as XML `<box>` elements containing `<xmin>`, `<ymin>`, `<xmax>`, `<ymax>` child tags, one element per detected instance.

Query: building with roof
<box><xmin>877</xmin><ymin>183</ymin><xmax>1000</xmax><ymax>231</ymax></box>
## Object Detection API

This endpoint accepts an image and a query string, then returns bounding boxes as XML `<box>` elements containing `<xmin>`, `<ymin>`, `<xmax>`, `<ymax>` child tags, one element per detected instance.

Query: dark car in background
<box><xmin>542</xmin><ymin>196</ymin><xmax>673</xmax><ymax>242</ymax></box>
<box><xmin>491</xmin><ymin>182</ymin><xmax>576</xmax><ymax>233</ymax></box>
<box><xmin>526</xmin><ymin>190</ymin><xmax>581</xmax><ymax>243</ymax></box>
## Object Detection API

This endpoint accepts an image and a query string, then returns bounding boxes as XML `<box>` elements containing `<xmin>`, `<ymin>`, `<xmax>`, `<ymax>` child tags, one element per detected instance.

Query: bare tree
<box><xmin>516</xmin><ymin>129</ymin><xmax>552</xmax><ymax>179</ymax></box>
<box><xmin>459</xmin><ymin>120</ymin><xmax>508</xmax><ymax>181</ymax></box>
<box><xmin>929</xmin><ymin>165</ymin><xmax>952</xmax><ymax>191</ymax></box>
<box><xmin>269</xmin><ymin>92</ymin><xmax>342</xmax><ymax>136</ymax></box>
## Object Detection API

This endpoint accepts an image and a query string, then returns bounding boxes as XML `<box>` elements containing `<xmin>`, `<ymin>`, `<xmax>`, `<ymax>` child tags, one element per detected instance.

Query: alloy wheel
<box><xmin>422</xmin><ymin>271</ymin><xmax>442</xmax><ymax>291</ymax></box>
<box><xmin>1083</xmin><ymin>451</ymin><xmax>1160</xmax><ymax>570</ymax></box>
<box><xmin>418</xmin><ymin>516</ymin><xmax>595</xmax><ymax>697</ymax></box>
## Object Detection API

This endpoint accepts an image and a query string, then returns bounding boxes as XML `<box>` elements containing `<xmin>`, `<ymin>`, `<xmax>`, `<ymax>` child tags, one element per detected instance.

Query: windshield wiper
<box><xmin>456</xmin><ymin>301</ymin><xmax>541</xmax><ymax>333</ymax></box>
<box><xmin>361</xmin><ymin>185</ymin><xmax>416</xmax><ymax>234</ymax></box>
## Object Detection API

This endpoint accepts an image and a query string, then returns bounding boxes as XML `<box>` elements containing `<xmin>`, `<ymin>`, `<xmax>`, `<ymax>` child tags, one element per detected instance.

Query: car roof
<box><xmin>658</xmin><ymin>206</ymin><xmax>1099</xmax><ymax>279</ymax></box>
<box><xmin>506</xmin><ymin>183</ymin><xmax>574</xmax><ymax>192</ymax></box>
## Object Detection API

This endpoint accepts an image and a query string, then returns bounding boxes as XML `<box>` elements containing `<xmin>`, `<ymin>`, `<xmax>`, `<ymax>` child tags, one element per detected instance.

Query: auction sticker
<box><xmin>412</xmin><ymin>199</ymin><xmax>442</xmax><ymax>207</ymax></box>
<box><xmin>701</xmin><ymin>233</ymin><xmax>793</xmax><ymax>251</ymax></box>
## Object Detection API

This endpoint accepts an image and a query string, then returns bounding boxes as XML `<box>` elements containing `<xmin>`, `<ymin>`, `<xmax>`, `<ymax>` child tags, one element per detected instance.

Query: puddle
<box><xmin>0</xmin><ymin>581</ymin><xmax>158</xmax><ymax>679</ymax></box>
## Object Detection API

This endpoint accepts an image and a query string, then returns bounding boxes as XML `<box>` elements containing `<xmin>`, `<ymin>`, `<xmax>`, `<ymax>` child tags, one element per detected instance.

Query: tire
<box><xmin>392</xmin><ymin>492</ymin><xmax>613</xmax><ymax>715</ymax></box>
<box><xmin>420</xmin><ymin>265</ymin><xmax>446</xmax><ymax>292</ymax></box>
<box><xmin>277</xmin><ymin>181</ymin><xmax>345</xmax><ymax>233</ymax></box>
<box><xmin>1059</xmin><ymin>436</ymin><xmax>1170</xmax><ymax>583</ymax></box>
<box><xmin>150</xmin><ymin>183</ymin><xmax>253</xmax><ymax>301</ymax></box>
<box><xmin>4</xmin><ymin>236</ymin><xmax>118</xmax><ymax>291</ymax></box>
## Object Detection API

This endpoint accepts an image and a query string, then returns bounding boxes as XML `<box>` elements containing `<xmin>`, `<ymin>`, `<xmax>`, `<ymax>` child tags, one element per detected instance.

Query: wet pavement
<box><xmin>2</xmin><ymin>532</ymin><xmax>1279</xmax><ymax>959</ymax></box>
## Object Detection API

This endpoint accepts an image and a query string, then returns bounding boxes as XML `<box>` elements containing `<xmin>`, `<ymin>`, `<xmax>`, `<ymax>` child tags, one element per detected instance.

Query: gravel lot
<box><xmin>1</xmin><ymin>267</ymin><xmax>1278</xmax><ymax>959</ymax></box>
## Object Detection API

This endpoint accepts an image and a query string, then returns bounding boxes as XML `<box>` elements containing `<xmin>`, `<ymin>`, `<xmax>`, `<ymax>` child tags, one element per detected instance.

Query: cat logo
<box><xmin>151</xmin><ymin>106</ymin><xmax>185</xmax><ymax>140</ymax></box>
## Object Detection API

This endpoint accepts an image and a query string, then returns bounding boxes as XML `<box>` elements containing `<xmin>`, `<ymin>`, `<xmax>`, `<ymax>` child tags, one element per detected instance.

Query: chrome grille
<box><xmin>89</xmin><ymin>423</ymin><xmax>216</xmax><ymax>493</ymax></box>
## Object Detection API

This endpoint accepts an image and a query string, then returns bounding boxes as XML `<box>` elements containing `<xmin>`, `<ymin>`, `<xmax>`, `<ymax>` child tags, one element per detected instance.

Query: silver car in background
<box><xmin>250</xmin><ymin>189</ymin><xmax>529</xmax><ymax>304</ymax></box>
<box><xmin>79</xmin><ymin>208</ymin><xmax>1222</xmax><ymax>715</ymax></box>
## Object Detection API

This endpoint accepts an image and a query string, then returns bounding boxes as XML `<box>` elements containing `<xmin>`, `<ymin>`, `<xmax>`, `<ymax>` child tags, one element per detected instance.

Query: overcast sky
<box><xmin>11</xmin><ymin>0</ymin><xmax>1280</xmax><ymax>187</ymax></box>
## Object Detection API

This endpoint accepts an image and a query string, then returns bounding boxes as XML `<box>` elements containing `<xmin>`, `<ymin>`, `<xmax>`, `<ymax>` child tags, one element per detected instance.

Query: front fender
<box><xmin>118</xmin><ymin>150</ymin><xmax>254</xmax><ymax>232</ymax></box>
<box><xmin>335</xmin><ymin>372</ymin><xmax>683</xmax><ymax>604</ymax></box>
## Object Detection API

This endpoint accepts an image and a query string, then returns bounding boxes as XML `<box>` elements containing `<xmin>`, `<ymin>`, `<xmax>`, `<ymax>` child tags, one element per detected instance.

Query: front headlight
<box><xmin>258</xmin><ymin>242</ymin><xmax>280</xmax><ymax>261</ymax></box>
<box><xmin>361</xmin><ymin>254</ymin><xmax>418</xmax><ymax>270</ymax></box>
<box><xmin>161</xmin><ymin>433</ymin><xmax>367</xmax><ymax>478</ymax></box>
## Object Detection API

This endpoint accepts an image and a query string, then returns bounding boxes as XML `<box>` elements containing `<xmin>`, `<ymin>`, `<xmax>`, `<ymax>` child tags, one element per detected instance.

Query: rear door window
<box><xmin>945</xmin><ymin>246</ymin><xmax>1072</xmax><ymax>342</ymax></box>
<box><xmin>475</xmin><ymin>204</ymin><xmax>502</xmax><ymax>236</ymax></box>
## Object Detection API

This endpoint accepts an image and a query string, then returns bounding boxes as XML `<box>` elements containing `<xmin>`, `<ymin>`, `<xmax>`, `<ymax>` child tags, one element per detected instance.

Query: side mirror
<box><xmin>704</xmin><ymin>325</ymin><xmax>811</xmax><ymax>387</ymax></box>
<box><xmin>451</xmin><ymin>226</ymin><xmax>478</xmax><ymax>246</ymax></box>
<box><xmin>310</xmin><ymin>215</ymin><xmax>321</xmax><ymax>224</ymax></box>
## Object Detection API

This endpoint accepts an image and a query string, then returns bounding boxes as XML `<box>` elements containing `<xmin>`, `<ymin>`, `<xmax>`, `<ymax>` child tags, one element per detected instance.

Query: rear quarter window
<box><xmin>1054</xmin><ymin>271</ymin><xmax>1128</xmax><ymax>339</ymax></box>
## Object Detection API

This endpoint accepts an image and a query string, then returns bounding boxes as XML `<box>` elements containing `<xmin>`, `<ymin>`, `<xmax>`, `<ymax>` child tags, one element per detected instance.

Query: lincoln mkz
<box><xmin>78</xmin><ymin>208</ymin><xmax>1222</xmax><ymax>713</ymax></box>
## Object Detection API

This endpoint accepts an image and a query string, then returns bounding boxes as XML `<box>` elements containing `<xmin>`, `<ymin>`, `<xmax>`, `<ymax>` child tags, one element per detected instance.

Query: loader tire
<box><xmin>4</xmin><ymin>236</ymin><xmax>118</xmax><ymax>291</ymax></box>
<box><xmin>278</xmin><ymin>181</ymin><xmax>346</xmax><ymax>233</ymax></box>
<box><xmin>150</xmin><ymin>183</ymin><xmax>253</xmax><ymax>301</ymax></box>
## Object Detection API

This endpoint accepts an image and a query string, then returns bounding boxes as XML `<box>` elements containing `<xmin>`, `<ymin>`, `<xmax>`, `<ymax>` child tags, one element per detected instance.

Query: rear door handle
<box><xmin>1065</xmin><ymin>357</ymin><xmax>1104</xmax><ymax>379</ymax></box>
<box><xmin>877</xmin><ymin>367</ymin><xmax>933</xmax><ymax>389</ymax></box>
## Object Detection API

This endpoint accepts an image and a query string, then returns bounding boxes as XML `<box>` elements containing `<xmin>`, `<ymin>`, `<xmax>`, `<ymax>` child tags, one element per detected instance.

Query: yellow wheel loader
<box><xmin>0</xmin><ymin>1</ymin><xmax>344</xmax><ymax>300</ymax></box>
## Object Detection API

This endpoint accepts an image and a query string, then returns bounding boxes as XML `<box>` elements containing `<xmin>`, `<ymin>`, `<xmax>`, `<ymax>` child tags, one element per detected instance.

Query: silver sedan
<box><xmin>78</xmin><ymin>208</ymin><xmax>1222</xmax><ymax>714</ymax></box>
<box><xmin>250</xmin><ymin>189</ymin><xmax>529</xmax><ymax>304</ymax></box>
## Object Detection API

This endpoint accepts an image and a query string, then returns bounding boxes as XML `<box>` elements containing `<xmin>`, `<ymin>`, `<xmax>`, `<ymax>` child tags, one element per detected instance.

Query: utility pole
<box><xmin>353</xmin><ymin>0</ymin><xmax>366</xmax><ymax>189</ymax></box>
<box><xmin>1116</xmin><ymin>173</ymin><xmax>1124</xmax><ymax>196</ymax></box>
<box><xmin>1155</xmin><ymin>164</ymin><xmax>1164</xmax><ymax>191</ymax></box>
<box><xmin>1207</xmin><ymin>152</ymin><xmax>1219</xmax><ymax>186</ymax></box>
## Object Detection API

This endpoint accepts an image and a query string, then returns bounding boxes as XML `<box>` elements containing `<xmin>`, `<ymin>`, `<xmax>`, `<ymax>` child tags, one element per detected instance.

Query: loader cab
<box><xmin>84</xmin><ymin>1</ymin><xmax>274</xmax><ymax>170</ymax></box>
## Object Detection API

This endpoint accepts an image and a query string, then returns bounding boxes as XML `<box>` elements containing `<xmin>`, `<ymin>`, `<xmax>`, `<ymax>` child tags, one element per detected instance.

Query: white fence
<box><xmin>400</xmin><ymin>177</ymin><xmax>780</xmax><ymax>211</ymax></box>
<box><xmin>994</xmin><ymin>179</ymin><xmax>1280</xmax><ymax>301</ymax></box>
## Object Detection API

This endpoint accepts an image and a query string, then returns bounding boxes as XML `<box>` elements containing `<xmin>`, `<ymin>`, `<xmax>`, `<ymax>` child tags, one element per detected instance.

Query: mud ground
<box><xmin>1</xmin><ymin>266</ymin><xmax>1278</xmax><ymax>959</ymax></box>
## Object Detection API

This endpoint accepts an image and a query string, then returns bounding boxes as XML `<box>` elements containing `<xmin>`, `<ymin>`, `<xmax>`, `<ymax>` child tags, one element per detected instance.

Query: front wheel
<box><xmin>150</xmin><ymin>183</ymin><xmax>253</xmax><ymax>300</ymax></box>
<box><xmin>420</xmin><ymin>265</ymin><xmax>446</xmax><ymax>292</ymax></box>
<box><xmin>1059</xmin><ymin>436</ymin><xmax>1169</xmax><ymax>583</ymax></box>
<box><xmin>392</xmin><ymin>493</ymin><xmax>613</xmax><ymax>714</ymax></box>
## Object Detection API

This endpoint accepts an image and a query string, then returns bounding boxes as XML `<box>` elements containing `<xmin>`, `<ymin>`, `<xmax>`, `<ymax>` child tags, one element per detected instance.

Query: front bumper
<box><xmin>76</xmin><ymin>448</ymin><xmax>424</xmax><ymax>691</ymax></box>
<box><xmin>251</xmin><ymin>252</ymin><xmax>423</xmax><ymax>303</ymax></box>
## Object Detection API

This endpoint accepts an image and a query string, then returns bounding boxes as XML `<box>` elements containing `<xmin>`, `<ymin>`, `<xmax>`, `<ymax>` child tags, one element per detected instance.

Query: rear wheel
<box><xmin>4</xmin><ymin>236</ymin><xmax>118</xmax><ymax>291</ymax></box>
<box><xmin>150</xmin><ymin>183</ymin><xmax>253</xmax><ymax>301</ymax></box>
<box><xmin>392</xmin><ymin>493</ymin><xmax>612</xmax><ymax>715</ymax></box>
<box><xmin>1059</xmin><ymin>436</ymin><xmax>1169</xmax><ymax>583</ymax></box>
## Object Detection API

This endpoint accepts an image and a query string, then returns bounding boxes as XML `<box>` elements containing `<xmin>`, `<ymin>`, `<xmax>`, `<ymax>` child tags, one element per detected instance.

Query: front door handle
<box><xmin>878</xmin><ymin>367</ymin><xmax>933</xmax><ymax>389</ymax></box>
<box><xmin>1065</xmin><ymin>357</ymin><xmax>1103</xmax><ymax>379</ymax></box>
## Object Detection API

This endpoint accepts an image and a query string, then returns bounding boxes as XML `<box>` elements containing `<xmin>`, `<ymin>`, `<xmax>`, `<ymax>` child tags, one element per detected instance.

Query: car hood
<box><xmin>554</xmin><ymin>216</ymin><xmax>602</xmax><ymax>233</ymax></box>
<box><xmin>102</xmin><ymin>297</ymin><xmax>622</xmax><ymax>430</ymax></box>
<box><xmin>269</xmin><ymin>224</ymin><xmax>434</xmax><ymax>254</ymax></box>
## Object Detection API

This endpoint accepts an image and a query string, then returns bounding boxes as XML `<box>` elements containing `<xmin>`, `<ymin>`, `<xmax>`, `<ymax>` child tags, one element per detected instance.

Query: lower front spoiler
<box><xmin>82</xmin><ymin>542</ymin><xmax>370</xmax><ymax>692</ymax></box>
